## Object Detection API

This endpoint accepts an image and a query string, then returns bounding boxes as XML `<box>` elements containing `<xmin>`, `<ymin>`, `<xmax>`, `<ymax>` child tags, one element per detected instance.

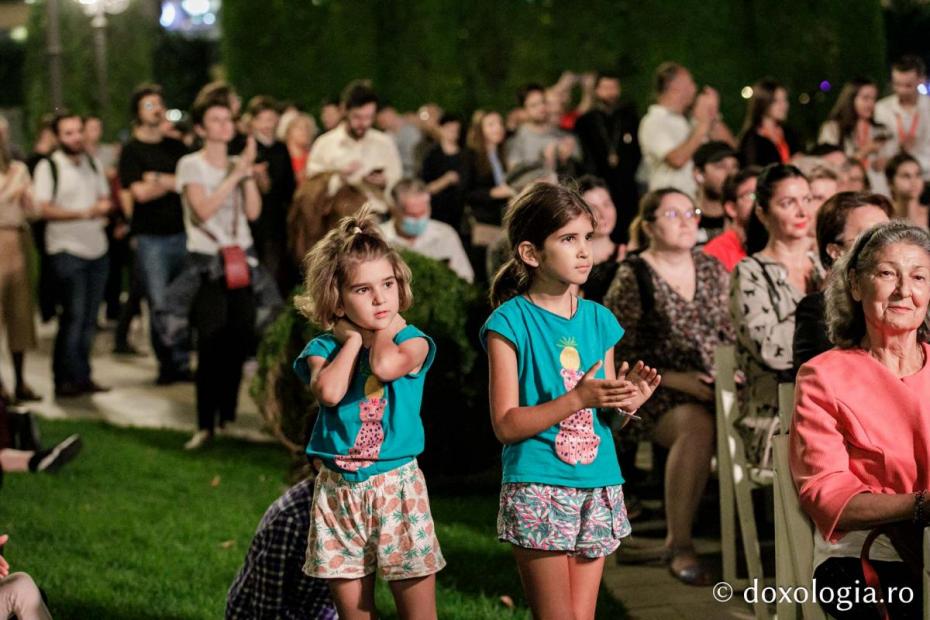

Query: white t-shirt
<box><xmin>33</xmin><ymin>151</ymin><xmax>109</xmax><ymax>259</ymax></box>
<box><xmin>175</xmin><ymin>151</ymin><xmax>254</xmax><ymax>255</ymax></box>
<box><xmin>378</xmin><ymin>218</ymin><xmax>474</xmax><ymax>283</ymax></box>
<box><xmin>874</xmin><ymin>93</ymin><xmax>930</xmax><ymax>180</ymax></box>
<box><xmin>638</xmin><ymin>104</ymin><xmax>698</xmax><ymax>198</ymax></box>
<box><xmin>813</xmin><ymin>529</ymin><xmax>901</xmax><ymax>570</ymax></box>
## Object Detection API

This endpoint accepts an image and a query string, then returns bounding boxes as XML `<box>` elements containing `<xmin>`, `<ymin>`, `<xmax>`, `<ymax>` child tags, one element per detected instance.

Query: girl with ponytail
<box><xmin>481</xmin><ymin>181</ymin><xmax>660</xmax><ymax>618</ymax></box>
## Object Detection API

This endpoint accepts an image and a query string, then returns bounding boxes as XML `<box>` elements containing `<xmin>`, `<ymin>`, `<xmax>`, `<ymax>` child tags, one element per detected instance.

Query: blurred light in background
<box><xmin>740</xmin><ymin>86</ymin><xmax>753</xmax><ymax>99</ymax></box>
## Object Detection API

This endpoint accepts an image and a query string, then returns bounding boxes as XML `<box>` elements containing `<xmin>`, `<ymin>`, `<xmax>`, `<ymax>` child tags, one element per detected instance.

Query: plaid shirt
<box><xmin>226</xmin><ymin>479</ymin><xmax>336</xmax><ymax>619</ymax></box>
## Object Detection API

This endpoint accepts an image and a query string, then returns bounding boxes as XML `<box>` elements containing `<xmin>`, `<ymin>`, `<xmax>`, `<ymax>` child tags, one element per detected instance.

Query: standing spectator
<box><xmin>307</xmin><ymin>80</ymin><xmax>402</xmax><ymax>214</ymax></box>
<box><xmin>703</xmin><ymin>166</ymin><xmax>761</xmax><ymax>272</ymax></box>
<box><xmin>506</xmin><ymin>82</ymin><xmax>581</xmax><ymax>176</ymax></box>
<box><xmin>692</xmin><ymin>141</ymin><xmax>739</xmax><ymax>244</ymax></box>
<box><xmin>174</xmin><ymin>93</ymin><xmax>263</xmax><ymax>450</ymax></box>
<box><xmin>738</xmin><ymin>78</ymin><xmax>799</xmax><ymax>167</ymax></box>
<box><xmin>819</xmin><ymin>78</ymin><xmax>893</xmax><ymax>196</ymax></box>
<box><xmin>574</xmin><ymin>72</ymin><xmax>642</xmax><ymax>241</ymax></box>
<box><xmin>281</xmin><ymin>112</ymin><xmax>317</xmax><ymax>187</ymax></box>
<box><xmin>319</xmin><ymin>97</ymin><xmax>341</xmax><ymax>133</ymax></box>
<box><xmin>886</xmin><ymin>152</ymin><xmax>929</xmax><ymax>228</ymax></box>
<box><xmin>118</xmin><ymin>83</ymin><xmax>192</xmax><ymax>384</ymax></box>
<box><xmin>420</xmin><ymin>112</ymin><xmax>466</xmax><ymax>233</ymax></box>
<box><xmin>194</xmin><ymin>82</ymin><xmax>247</xmax><ymax>155</ymax></box>
<box><xmin>729</xmin><ymin>164</ymin><xmax>822</xmax><ymax>467</ymax></box>
<box><xmin>33</xmin><ymin>111</ymin><xmax>112</xmax><ymax>397</ymax></box>
<box><xmin>226</xmin><ymin>479</ymin><xmax>336</xmax><ymax>620</ymax></box>
<box><xmin>376</xmin><ymin>105</ymin><xmax>423</xmax><ymax>178</ymax></box>
<box><xmin>378</xmin><ymin>178</ymin><xmax>474</xmax><ymax>283</ymax></box>
<box><xmin>875</xmin><ymin>55</ymin><xmax>930</xmax><ymax>183</ymax></box>
<box><xmin>639</xmin><ymin>62</ymin><xmax>736</xmax><ymax>198</ymax></box>
<box><xmin>27</xmin><ymin>115</ymin><xmax>58</xmax><ymax>323</ymax></box>
<box><xmin>463</xmin><ymin>109</ymin><xmax>514</xmax><ymax>230</ymax></box>
<box><xmin>246</xmin><ymin>96</ymin><xmax>298</xmax><ymax>296</ymax></box>
<box><xmin>0</xmin><ymin>129</ymin><xmax>40</xmax><ymax>403</ymax></box>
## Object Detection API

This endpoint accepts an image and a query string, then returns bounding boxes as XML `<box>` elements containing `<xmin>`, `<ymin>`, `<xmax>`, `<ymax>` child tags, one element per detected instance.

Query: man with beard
<box><xmin>33</xmin><ymin>111</ymin><xmax>112</xmax><ymax>397</ymax></box>
<box><xmin>573</xmin><ymin>71</ymin><xmax>641</xmax><ymax>242</ymax></box>
<box><xmin>703</xmin><ymin>166</ymin><xmax>760</xmax><ymax>271</ymax></box>
<box><xmin>306</xmin><ymin>80</ymin><xmax>402</xmax><ymax>214</ymax></box>
<box><xmin>692</xmin><ymin>141</ymin><xmax>739</xmax><ymax>245</ymax></box>
<box><xmin>118</xmin><ymin>83</ymin><xmax>192</xmax><ymax>384</ymax></box>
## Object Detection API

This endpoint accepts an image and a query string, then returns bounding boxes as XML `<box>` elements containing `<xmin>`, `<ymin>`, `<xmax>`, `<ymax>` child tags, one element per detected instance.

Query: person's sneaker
<box><xmin>36</xmin><ymin>434</ymin><xmax>83</xmax><ymax>472</ymax></box>
<box><xmin>184</xmin><ymin>430</ymin><xmax>213</xmax><ymax>450</ymax></box>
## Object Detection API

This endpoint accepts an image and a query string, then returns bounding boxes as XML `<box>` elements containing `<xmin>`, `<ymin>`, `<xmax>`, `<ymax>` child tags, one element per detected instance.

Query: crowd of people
<box><xmin>2</xmin><ymin>52</ymin><xmax>930</xmax><ymax>617</ymax></box>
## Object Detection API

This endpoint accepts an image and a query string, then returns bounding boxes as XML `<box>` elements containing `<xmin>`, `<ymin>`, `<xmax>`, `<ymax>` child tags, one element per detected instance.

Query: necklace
<box><xmin>527</xmin><ymin>292</ymin><xmax>576</xmax><ymax>318</ymax></box>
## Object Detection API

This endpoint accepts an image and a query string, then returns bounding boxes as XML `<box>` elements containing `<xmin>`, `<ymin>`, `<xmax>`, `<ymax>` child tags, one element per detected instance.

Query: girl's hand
<box><xmin>383</xmin><ymin>313</ymin><xmax>407</xmax><ymax>338</ymax></box>
<box><xmin>617</xmin><ymin>360</ymin><xmax>661</xmax><ymax>411</ymax></box>
<box><xmin>672</xmin><ymin>370</ymin><xmax>714</xmax><ymax>402</ymax></box>
<box><xmin>573</xmin><ymin>361</ymin><xmax>639</xmax><ymax>410</ymax></box>
<box><xmin>333</xmin><ymin>319</ymin><xmax>367</xmax><ymax>345</ymax></box>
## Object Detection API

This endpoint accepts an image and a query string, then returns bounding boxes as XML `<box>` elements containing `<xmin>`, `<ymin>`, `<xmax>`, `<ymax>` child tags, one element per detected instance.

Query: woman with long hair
<box><xmin>738</xmin><ymin>78</ymin><xmax>799</xmax><ymax>167</ymax></box>
<box><xmin>819</xmin><ymin>78</ymin><xmax>893</xmax><ymax>195</ymax></box>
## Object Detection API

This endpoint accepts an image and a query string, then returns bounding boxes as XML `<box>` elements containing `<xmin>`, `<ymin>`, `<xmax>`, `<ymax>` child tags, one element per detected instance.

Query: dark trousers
<box><xmin>814</xmin><ymin>556</ymin><xmax>921</xmax><ymax>619</ymax></box>
<box><xmin>191</xmin><ymin>277</ymin><xmax>255</xmax><ymax>432</ymax></box>
<box><xmin>50</xmin><ymin>253</ymin><xmax>109</xmax><ymax>387</ymax></box>
<box><xmin>136</xmin><ymin>233</ymin><xmax>190</xmax><ymax>375</ymax></box>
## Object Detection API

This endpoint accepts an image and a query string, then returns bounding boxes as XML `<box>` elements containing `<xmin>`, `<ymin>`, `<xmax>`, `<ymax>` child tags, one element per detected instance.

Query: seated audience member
<box><xmin>376</xmin><ymin>105</ymin><xmax>423</xmax><ymax>178</ymax></box>
<box><xmin>281</xmin><ymin>112</ymin><xmax>318</xmax><ymax>186</ymax></box>
<box><xmin>791</xmin><ymin>221</ymin><xmax>930</xmax><ymax>620</ymax></box>
<box><xmin>0</xmin><ymin>534</ymin><xmax>52</xmax><ymax>620</ymax></box>
<box><xmin>793</xmin><ymin>191</ymin><xmax>892</xmax><ymax>371</ymax></box>
<box><xmin>703</xmin><ymin>166</ymin><xmax>761</xmax><ymax>271</ymax></box>
<box><xmin>886</xmin><ymin>152</ymin><xmax>929</xmax><ymax>229</ymax></box>
<box><xmin>605</xmin><ymin>188</ymin><xmax>734</xmax><ymax>586</ymax></box>
<box><xmin>227</xmin><ymin>479</ymin><xmax>336</xmax><ymax>620</ymax></box>
<box><xmin>692</xmin><ymin>141</ymin><xmax>739</xmax><ymax>244</ymax></box>
<box><xmin>839</xmin><ymin>156</ymin><xmax>870</xmax><ymax>192</ymax></box>
<box><xmin>808</xmin><ymin>165</ymin><xmax>839</xmax><ymax>214</ymax></box>
<box><xmin>506</xmin><ymin>82</ymin><xmax>581</xmax><ymax>176</ymax></box>
<box><xmin>379</xmin><ymin>178</ymin><xmax>474</xmax><ymax>282</ymax></box>
<box><xmin>578</xmin><ymin>175</ymin><xmax>624</xmax><ymax>303</ymax></box>
<box><xmin>738</xmin><ymin>78</ymin><xmax>799</xmax><ymax>167</ymax></box>
<box><xmin>730</xmin><ymin>164</ymin><xmax>822</xmax><ymax>468</ymax></box>
<box><xmin>1</xmin><ymin>398</ymin><xmax>82</xmax><ymax>474</ymax></box>
<box><xmin>420</xmin><ymin>113</ymin><xmax>466</xmax><ymax>233</ymax></box>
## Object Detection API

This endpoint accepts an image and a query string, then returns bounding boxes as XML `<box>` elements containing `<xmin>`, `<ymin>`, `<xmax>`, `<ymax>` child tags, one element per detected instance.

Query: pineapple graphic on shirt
<box><xmin>335</xmin><ymin>371</ymin><xmax>387</xmax><ymax>472</ymax></box>
<box><xmin>554</xmin><ymin>337</ymin><xmax>600</xmax><ymax>465</ymax></box>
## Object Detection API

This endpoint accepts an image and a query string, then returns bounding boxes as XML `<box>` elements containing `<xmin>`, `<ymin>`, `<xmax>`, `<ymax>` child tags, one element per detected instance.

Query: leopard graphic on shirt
<box><xmin>334</xmin><ymin>369</ymin><xmax>387</xmax><ymax>472</ymax></box>
<box><xmin>554</xmin><ymin>337</ymin><xmax>600</xmax><ymax>465</ymax></box>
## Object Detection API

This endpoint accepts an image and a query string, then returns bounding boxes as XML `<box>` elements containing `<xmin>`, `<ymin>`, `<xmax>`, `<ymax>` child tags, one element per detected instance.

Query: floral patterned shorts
<box><xmin>303</xmin><ymin>459</ymin><xmax>446</xmax><ymax>581</ymax></box>
<box><xmin>498</xmin><ymin>483</ymin><xmax>632</xmax><ymax>558</ymax></box>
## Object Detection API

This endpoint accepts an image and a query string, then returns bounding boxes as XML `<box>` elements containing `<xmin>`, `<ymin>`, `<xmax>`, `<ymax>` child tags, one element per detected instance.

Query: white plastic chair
<box><xmin>715</xmin><ymin>344</ymin><xmax>771</xmax><ymax>620</ymax></box>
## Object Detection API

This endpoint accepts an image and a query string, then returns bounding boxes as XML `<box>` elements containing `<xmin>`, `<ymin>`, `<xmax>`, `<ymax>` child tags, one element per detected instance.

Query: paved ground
<box><xmin>9</xmin><ymin>314</ymin><xmax>771</xmax><ymax>618</ymax></box>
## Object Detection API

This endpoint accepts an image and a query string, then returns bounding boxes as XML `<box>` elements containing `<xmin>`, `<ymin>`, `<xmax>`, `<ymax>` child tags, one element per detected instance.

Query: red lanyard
<box><xmin>896</xmin><ymin>110</ymin><xmax>919</xmax><ymax>145</ymax></box>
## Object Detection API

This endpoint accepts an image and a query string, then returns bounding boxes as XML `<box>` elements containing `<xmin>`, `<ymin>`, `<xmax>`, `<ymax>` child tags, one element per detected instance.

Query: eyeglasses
<box><xmin>142</xmin><ymin>102</ymin><xmax>162</xmax><ymax>111</ymax></box>
<box><xmin>652</xmin><ymin>208</ymin><xmax>702</xmax><ymax>220</ymax></box>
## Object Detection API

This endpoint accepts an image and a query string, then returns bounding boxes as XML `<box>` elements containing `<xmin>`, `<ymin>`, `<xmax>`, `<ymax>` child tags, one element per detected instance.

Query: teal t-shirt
<box><xmin>480</xmin><ymin>296</ymin><xmax>625</xmax><ymax>488</ymax></box>
<box><xmin>293</xmin><ymin>325</ymin><xmax>436</xmax><ymax>482</ymax></box>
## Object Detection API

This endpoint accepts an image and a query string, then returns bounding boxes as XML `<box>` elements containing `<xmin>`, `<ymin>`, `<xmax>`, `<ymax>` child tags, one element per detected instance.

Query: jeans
<box><xmin>50</xmin><ymin>252</ymin><xmax>109</xmax><ymax>387</ymax></box>
<box><xmin>136</xmin><ymin>233</ymin><xmax>189</xmax><ymax>376</ymax></box>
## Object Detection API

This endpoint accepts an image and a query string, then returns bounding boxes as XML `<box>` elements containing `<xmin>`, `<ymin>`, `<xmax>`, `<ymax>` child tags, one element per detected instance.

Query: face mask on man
<box><xmin>400</xmin><ymin>215</ymin><xmax>429</xmax><ymax>237</ymax></box>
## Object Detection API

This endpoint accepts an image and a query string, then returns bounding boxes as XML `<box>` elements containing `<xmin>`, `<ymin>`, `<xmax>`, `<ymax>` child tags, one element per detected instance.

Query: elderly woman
<box><xmin>793</xmin><ymin>192</ymin><xmax>893</xmax><ymax>371</ymax></box>
<box><xmin>605</xmin><ymin>188</ymin><xmax>734</xmax><ymax>586</ymax></box>
<box><xmin>730</xmin><ymin>164</ymin><xmax>823</xmax><ymax>468</ymax></box>
<box><xmin>790</xmin><ymin>220</ymin><xmax>930</xmax><ymax>619</ymax></box>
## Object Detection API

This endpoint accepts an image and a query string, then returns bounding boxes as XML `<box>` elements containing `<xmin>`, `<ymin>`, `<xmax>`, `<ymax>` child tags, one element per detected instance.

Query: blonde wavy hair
<box><xmin>293</xmin><ymin>206</ymin><xmax>414</xmax><ymax>329</ymax></box>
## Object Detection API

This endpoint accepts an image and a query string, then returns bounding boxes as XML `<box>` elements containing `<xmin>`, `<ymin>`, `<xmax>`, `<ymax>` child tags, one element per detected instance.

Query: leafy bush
<box><xmin>251</xmin><ymin>250</ymin><xmax>499</xmax><ymax>476</ymax></box>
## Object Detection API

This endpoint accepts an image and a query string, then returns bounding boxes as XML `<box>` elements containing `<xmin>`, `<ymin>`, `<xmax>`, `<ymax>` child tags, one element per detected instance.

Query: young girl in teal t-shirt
<box><xmin>292</xmin><ymin>207</ymin><xmax>443</xmax><ymax>618</ymax></box>
<box><xmin>481</xmin><ymin>182</ymin><xmax>661</xmax><ymax>619</ymax></box>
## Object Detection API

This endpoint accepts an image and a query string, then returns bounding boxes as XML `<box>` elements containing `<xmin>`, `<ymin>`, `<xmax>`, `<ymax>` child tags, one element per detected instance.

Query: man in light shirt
<box><xmin>874</xmin><ymin>55</ymin><xmax>930</xmax><ymax>184</ymax></box>
<box><xmin>33</xmin><ymin>111</ymin><xmax>112</xmax><ymax>397</ymax></box>
<box><xmin>379</xmin><ymin>178</ymin><xmax>474</xmax><ymax>283</ymax></box>
<box><xmin>638</xmin><ymin>62</ymin><xmax>735</xmax><ymax>198</ymax></box>
<box><xmin>306</xmin><ymin>80</ymin><xmax>402</xmax><ymax>213</ymax></box>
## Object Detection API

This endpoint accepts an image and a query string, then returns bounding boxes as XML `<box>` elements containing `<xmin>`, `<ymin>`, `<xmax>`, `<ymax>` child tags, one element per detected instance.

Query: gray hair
<box><xmin>825</xmin><ymin>220</ymin><xmax>930</xmax><ymax>348</ymax></box>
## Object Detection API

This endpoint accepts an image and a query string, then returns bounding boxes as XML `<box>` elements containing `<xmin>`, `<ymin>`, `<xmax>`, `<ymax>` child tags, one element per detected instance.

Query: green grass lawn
<box><xmin>0</xmin><ymin>420</ymin><xmax>627</xmax><ymax>619</ymax></box>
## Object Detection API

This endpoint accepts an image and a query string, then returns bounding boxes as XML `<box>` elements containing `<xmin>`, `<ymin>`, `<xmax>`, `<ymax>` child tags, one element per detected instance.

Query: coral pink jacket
<box><xmin>789</xmin><ymin>343</ymin><xmax>930</xmax><ymax>543</ymax></box>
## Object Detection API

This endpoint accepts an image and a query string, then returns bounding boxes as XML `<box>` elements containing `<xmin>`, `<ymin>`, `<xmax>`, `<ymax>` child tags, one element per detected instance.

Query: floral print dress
<box><xmin>604</xmin><ymin>251</ymin><xmax>735</xmax><ymax>442</ymax></box>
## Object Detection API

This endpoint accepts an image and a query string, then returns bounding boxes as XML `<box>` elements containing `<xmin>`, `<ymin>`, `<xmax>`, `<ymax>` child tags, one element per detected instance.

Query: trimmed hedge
<box><xmin>222</xmin><ymin>0</ymin><xmax>886</xmax><ymax>144</ymax></box>
<box><xmin>251</xmin><ymin>250</ymin><xmax>498</xmax><ymax>476</ymax></box>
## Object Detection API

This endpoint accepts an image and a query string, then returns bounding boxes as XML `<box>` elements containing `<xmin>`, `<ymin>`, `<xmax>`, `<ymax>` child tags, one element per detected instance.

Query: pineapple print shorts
<box><xmin>304</xmin><ymin>459</ymin><xmax>446</xmax><ymax>581</ymax></box>
<box><xmin>497</xmin><ymin>482</ymin><xmax>632</xmax><ymax>558</ymax></box>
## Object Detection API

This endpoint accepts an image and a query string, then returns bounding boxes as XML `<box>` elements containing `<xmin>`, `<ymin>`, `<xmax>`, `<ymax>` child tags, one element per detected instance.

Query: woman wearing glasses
<box><xmin>729</xmin><ymin>164</ymin><xmax>823</xmax><ymax>468</ymax></box>
<box><xmin>605</xmin><ymin>188</ymin><xmax>734</xmax><ymax>586</ymax></box>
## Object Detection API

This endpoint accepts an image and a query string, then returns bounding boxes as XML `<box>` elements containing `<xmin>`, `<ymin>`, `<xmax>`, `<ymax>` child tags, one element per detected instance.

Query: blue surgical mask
<box><xmin>400</xmin><ymin>215</ymin><xmax>429</xmax><ymax>237</ymax></box>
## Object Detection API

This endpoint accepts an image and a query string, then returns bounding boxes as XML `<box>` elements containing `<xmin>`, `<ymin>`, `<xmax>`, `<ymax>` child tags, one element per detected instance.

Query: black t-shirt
<box><xmin>118</xmin><ymin>137</ymin><xmax>188</xmax><ymax>236</ymax></box>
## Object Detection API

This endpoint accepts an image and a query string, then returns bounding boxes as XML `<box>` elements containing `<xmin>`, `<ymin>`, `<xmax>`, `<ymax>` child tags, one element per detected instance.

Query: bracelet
<box><xmin>914</xmin><ymin>490</ymin><xmax>928</xmax><ymax>526</ymax></box>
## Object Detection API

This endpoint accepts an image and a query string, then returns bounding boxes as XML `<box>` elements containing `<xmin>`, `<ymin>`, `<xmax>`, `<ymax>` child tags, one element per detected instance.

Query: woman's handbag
<box><xmin>860</xmin><ymin>522</ymin><xmax>925</xmax><ymax>619</ymax></box>
<box><xmin>200</xmin><ymin>171</ymin><xmax>251</xmax><ymax>290</ymax></box>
